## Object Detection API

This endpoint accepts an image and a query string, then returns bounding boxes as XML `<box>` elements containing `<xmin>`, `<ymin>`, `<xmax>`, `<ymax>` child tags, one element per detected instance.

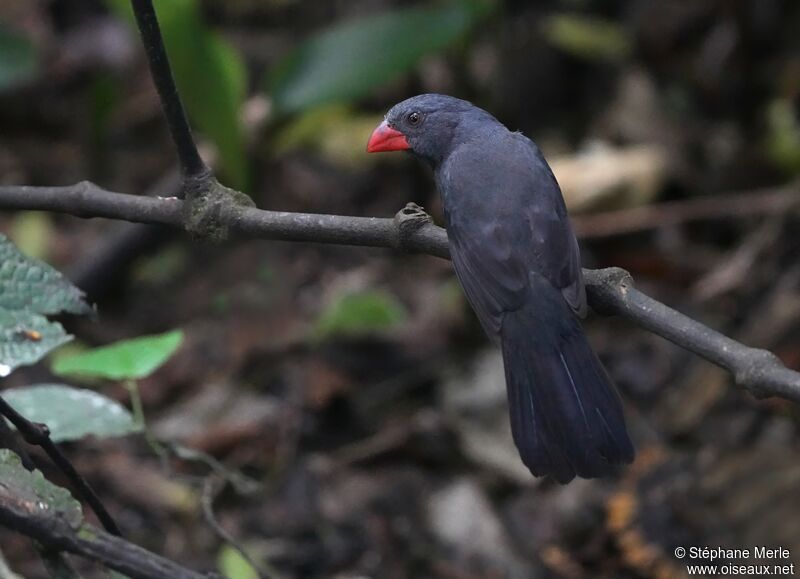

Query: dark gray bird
<box><xmin>367</xmin><ymin>94</ymin><xmax>634</xmax><ymax>483</ymax></box>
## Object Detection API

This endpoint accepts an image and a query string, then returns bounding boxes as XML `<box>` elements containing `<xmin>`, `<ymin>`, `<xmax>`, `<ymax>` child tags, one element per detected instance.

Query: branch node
<box><xmin>394</xmin><ymin>202</ymin><xmax>433</xmax><ymax>251</ymax></box>
<box><xmin>182</xmin><ymin>176</ymin><xmax>255</xmax><ymax>242</ymax></box>
<box><xmin>585</xmin><ymin>266</ymin><xmax>635</xmax><ymax>314</ymax></box>
<box><xmin>734</xmin><ymin>349</ymin><xmax>785</xmax><ymax>398</ymax></box>
<box><xmin>19</xmin><ymin>422</ymin><xmax>50</xmax><ymax>446</ymax></box>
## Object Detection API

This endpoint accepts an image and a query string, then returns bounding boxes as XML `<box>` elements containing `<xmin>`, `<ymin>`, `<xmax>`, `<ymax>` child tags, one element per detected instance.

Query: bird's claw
<box><xmin>394</xmin><ymin>202</ymin><xmax>433</xmax><ymax>250</ymax></box>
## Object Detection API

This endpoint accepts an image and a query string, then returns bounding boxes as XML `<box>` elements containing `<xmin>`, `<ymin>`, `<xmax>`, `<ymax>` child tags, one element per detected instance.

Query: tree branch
<box><xmin>0</xmin><ymin>396</ymin><xmax>121</xmax><ymax>536</ymax></box>
<box><xmin>0</xmin><ymin>486</ymin><xmax>214</xmax><ymax>579</ymax></box>
<box><xmin>130</xmin><ymin>0</ymin><xmax>210</xmax><ymax>183</ymax></box>
<box><xmin>0</xmin><ymin>183</ymin><xmax>798</xmax><ymax>402</ymax></box>
<box><xmin>584</xmin><ymin>268</ymin><xmax>800</xmax><ymax>403</ymax></box>
<box><xmin>0</xmin><ymin>420</ymin><xmax>80</xmax><ymax>576</ymax></box>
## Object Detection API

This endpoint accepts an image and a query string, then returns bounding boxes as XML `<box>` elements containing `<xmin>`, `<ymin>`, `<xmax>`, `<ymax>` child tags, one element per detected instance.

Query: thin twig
<box><xmin>572</xmin><ymin>182</ymin><xmax>800</xmax><ymax>239</ymax></box>
<box><xmin>68</xmin><ymin>170</ymin><xmax>180</xmax><ymax>300</ymax></box>
<box><xmin>0</xmin><ymin>396</ymin><xmax>121</xmax><ymax>536</ymax></box>
<box><xmin>0</xmin><ymin>412</ymin><xmax>35</xmax><ymax>471</ymax></box>
<box><xmin>0</xmin><ymin>184</ymin><xmax>797</xmax><ymax>402</ymax></box>
<box><xmin>130</xmin><ymin>0</ymin><xmax>210</xmax><ymax>183</ymax></box>
<box><xmin>0</xmin><ymin>421</ymin><xmax>79</xmax><ymax>577</ymax></box>
<box><xmin>585</xmin><ymin>268</ymin><xmax>800</xmax><ymax>403</ymax></box>
<box><xmin>201</xmin><ymin>476</ymin><xmax>278</xmax><ymax>579</ymax></box>
<box><xmin>690</xmin><ymin>218</ymin><xmax>784</xmax><ymax>302</ymax></box>
<box><xmin>0</xmin><ymin>487</ymin><xmax>215</xmax><ymax>579</ymax></box>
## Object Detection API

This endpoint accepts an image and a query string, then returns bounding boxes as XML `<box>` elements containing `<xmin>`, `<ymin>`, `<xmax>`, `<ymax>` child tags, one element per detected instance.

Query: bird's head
<box><xmin>367</xmin><ymin>94</ymin><xmax>498</xmax><ymax>166</ymax></box>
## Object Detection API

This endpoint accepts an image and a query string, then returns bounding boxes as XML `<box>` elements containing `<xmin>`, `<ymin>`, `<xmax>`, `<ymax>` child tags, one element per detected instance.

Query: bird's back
<box><xmin>436</xmin><ymin>127</ymin><xmax>586</xmax><ymax>330</ymax></box>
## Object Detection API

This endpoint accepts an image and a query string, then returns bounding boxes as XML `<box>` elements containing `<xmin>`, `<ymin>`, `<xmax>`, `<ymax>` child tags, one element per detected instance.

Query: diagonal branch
<box><xmin>584</xmin><ymin>268</ymin><xmax>800</xmax><ymax>402</ymax></box>
<box><xmin>0</xmin><ymin>485</ymin><xmax>213</xmax><ymax>579</ymax></box>
<box><xmin>0</xmin><ymin>183</ymin><xmax>798</xmax><ymax>403</ymax></box>
<box><xmin>0</xmin><ymin>395</ymin><xmax>121</xmax><ymax>536</ymax></box>
<box><xmin>130</xmin><ymin>0</ymin><xmax>210</xmax><ymax>184</ymax></box>
<box><xmin>0</xmin><ymin>420</ymin><xmax>81</xmax><ymax>576</ymax></box>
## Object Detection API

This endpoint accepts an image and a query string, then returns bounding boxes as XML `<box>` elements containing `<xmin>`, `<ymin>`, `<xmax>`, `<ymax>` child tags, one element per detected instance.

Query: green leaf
<box><xmin>274</xmin><ymin>105</ymin><xmax>384</xmax><ymax>166</ymax></box>
<box><xmin>0</xmin><ymin>25</ymin><xmax>37</xmax><ymax>91</ymax></box>
<box><xmin>106</xmin><ymin>0</ymin><xmax>248</xmax><ymax>189</ymax></box>
<box><xmin>9</xmin><ymin>212</ymin><xmax>53</xmax><ymax>261</ymax></box>
<box><xmin>315</xmin><ymin>291</ymin><xmax>406</xmax><ymax>339</ymax></box>
<box><xmin>766</xmin><ymin>98</ymin><xmax>800</xmax><ymax>175</ymax></box>
<box><xmin>269</xmin><ymin>1</ymin><xmax>486</xmax><ymax>115</ymax></box>
<box><xmin>0</xmin><ymin>449</ymin><xmax>83</xmax><ymax>528</ymax></box>
<box><xmin>52</xmin><ymin>330</ymin><xmax>184</xmax><ymax>381</ymax></box>
<box><xmin>541</xmin><ymin>13</ymin><xmax>631</xmax><ymax>62</ymax></box>
<box><xmin>0</xmin><ymin>310</ymin><xmax>72</xmax><ymax>377</ymax></box>
<box><xmin>3</xmin><ymin>384</ymin><xmax>142</xmax><ymax>442</ymax></box>
<box><xmin>218</xmin><ymin>545</ymin><xmax>258</xmax><ymax>579</ymax></box>
<box><xmin>0</xmin><ymin>233</ymin><xmax>91</xmax><ymax>317</ymax></box>
<box><xmin>0</xmin><ymin>234</ymin><xmax>91</xmax><ymax>376</ymax></box>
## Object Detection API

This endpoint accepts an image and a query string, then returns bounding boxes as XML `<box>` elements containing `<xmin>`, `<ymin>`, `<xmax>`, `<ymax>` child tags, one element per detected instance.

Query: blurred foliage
<box><xmin>0</xmin><ymin>450</ymin><xmax>83</xmax><ymax>527</ymax></box>
<box><xmin>314</xmin><ymin>290</ymin><xmax>407</xmax><ymax>339</ymax></box>
<box><xmin>766</xmin><ymin>98</ymin><xmax>800</xmax><ymax>175</ymax></box>
<box><xmin>133</xmin><ymin>244</ymin><xmax>190</xmax><ymax>285</ymax></box>
<box><xmin>89</xmin><ymin>73</ymin><xmax>123</xmax><ymax>153</ymax></box>
<box><xmin>3</xmin><ymin>384</ymin><xmax>141</xmax><ymax>442</ymax></box>
<box><xmin>541</xmin><ymin>13</ymin><xmax>631</xmax><ymax>62</ymax></box>
<box><xmin>217</xmin><ymin>545</ymin><xmax>259</xmax><ymax>579</ymax></box>
<box><xmin>52</xmin><ymin>329</ymin><xmax>184</xmax><ymax>381</ymax></box>
<box><xmin>0</xmin><ymin>235</ymin><xmax>92</xmax><ymax>376</ymax></box>
<box><xmin>274</xmin><ymin>104</ymin><xmax>383</xmax><ymax>166</ymax></box>
<box><xmin>0</xmin><ymin>25</ymin><xmax>37</xmax><ymax>91</ymax></box>
<box><xmin>107</xmin><ymin>0</ymin><xmax>249</xmax><ymax>189</ymax></box>
<box><xmin>268</xmin><ymin>0</ymin><xmax>491</xmax><ymax>115</ymax></box>
<box><xmin>9</xmin><ymin>212</ymin><xmax>52</xmax><ymax>261</ymax></box>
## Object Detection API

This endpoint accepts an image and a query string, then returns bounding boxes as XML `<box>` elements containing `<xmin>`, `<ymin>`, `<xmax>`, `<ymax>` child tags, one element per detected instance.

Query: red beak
<box><xmin>367</xmin><ymin>121</ymin><xmax>410</xmax><ymax>153</ymax></box>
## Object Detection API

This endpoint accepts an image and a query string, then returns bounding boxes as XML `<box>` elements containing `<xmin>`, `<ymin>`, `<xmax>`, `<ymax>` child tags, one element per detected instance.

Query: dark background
<box><xmin>1</xmin><ymin>0</ymin><xmax>799</xmax><ymax>577</ymax></box>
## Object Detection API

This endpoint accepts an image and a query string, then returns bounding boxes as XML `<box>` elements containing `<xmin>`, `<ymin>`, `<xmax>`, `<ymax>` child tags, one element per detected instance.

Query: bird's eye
<box><xmin>407</xmin><ymin>111</ymin><xmax>422</xmax><ymax>126</ymax></box>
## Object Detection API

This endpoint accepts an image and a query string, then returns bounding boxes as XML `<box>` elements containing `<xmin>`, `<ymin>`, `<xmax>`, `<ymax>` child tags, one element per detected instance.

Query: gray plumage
<box><xmin>379</xmin><ymin>94</ymin><xmax>634</xmax><ymax>482</ymax></box>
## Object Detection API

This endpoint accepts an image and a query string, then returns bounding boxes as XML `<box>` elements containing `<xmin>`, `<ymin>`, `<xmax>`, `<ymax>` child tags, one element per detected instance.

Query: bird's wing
<box><xmin>448</xmin><ymin>220</ymin><xmax>528</xmax><ymax>337</ymax></box>
<box><xmin>441</xmin><ymin>134</ymin><xmax>586</xmax><ymax>337</ymax></box>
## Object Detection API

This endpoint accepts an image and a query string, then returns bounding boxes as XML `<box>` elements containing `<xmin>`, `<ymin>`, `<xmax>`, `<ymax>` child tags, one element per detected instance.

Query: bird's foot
<box><xmin>394</xmin><ymin>202</ymin><xmax>433</xmax><ymax>250</ymax></box>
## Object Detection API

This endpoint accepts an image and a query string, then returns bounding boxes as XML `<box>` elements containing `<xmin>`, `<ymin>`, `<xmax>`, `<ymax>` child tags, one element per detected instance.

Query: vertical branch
<box><xmin>130</xmin><ymin>0</ymin><xmax>210</xmax><ymax>186</ymax></box>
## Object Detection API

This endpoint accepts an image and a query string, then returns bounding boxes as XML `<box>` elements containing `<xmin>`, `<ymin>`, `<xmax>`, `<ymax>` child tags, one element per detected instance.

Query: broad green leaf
<box><xmin>0</xmin><ymin>233</ymin><xmax>91</xmax><ymax>316</ymax></box>
<box><xmin>3</xmin><ymin>384</ymin><xmax>141</xmax><ymax>442</ymax></box>
<box><xmin>0</xmin><ymin>25</ymin><xmax>37</xmax><ymax>91</ymax></box>
<box><xmin>269</xmin><ymin>1</ymin><xmax>488</xmax><ymax>115</ymax></box>
<box><xmin>541</xmin><ymin>14</ymin><xmax>630</xmax><ymax>62</ymax></box>
<box><xmin>52</xmin><ymin>330</ymin><xmax>184</xmax><ymax>381</ymax></box>
<box><xmin>0</xmin><ymin>449</ymin><xmax>83</xmax><ymax>527</ymax></box>
<box><xmin>106</xmin><ymin>0</ymin><xmax>248</xmax><ymax>189</ymax></box>
<box><xmin>0</xmin><ymin>235</ymin><xmax>91</xmax><ymax>376</ymax></box>
<box><xmin>315</xmin><ymin>291</ymin><xmax>406</xmax><ymax>339</ymax></box>
<box><xmin>218</xmin><ymin>545</ymin><xmax>258</xmax><ymax>579</ymax></box>
<box><xmin>0</xmin><ymin>310</ymin><xmax>72</xmax><ymax>376</ymax></box>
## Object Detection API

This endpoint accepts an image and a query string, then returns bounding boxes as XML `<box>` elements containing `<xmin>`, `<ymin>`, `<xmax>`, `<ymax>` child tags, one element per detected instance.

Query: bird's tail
<box><xmin>500</xmin><ymin>289</ymin><xmax>634</xmax><ymax>483</ymax></box>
